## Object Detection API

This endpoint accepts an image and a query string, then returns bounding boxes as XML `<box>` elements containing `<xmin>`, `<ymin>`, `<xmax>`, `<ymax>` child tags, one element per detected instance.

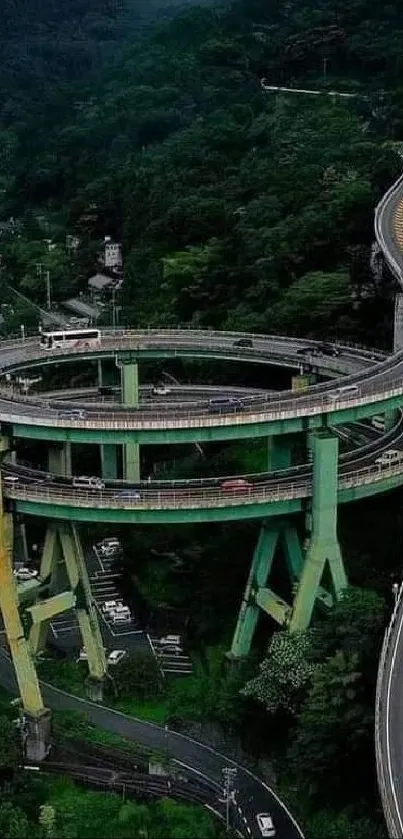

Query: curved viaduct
<box><xmin>0</xmin><ymin>176</ymin><xmax>403</xmax><ymax>836</ymax></box>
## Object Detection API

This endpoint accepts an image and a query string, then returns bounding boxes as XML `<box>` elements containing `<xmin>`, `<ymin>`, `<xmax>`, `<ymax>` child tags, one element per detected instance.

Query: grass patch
<box><xmin>114</xmin><ymin>696</ymin><xmax>170</xmax><ymax>724</ymax></box>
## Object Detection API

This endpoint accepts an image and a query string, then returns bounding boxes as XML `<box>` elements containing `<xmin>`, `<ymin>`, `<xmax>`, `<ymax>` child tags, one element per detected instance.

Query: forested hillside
<box><xmin>1</xmin><ymin>0</ymin><xmax>402</xmax><ymax>345</ymax></box>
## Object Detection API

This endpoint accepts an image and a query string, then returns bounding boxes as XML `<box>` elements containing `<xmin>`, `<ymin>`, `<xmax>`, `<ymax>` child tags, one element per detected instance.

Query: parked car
<box><xmin>14</xmin><ymin>567</ymin><xmax>38</xmax><ymax>581</ymax></box>
<box><xmin>102</xmin><ymin>600</ymin><xmax>122</xmax><ymax>614</ymax></box>
<box><xmin>107</xmin><ymin>650</ymin><xmax>127</xmax><ymax>666</ymax></box>
<box><xmin>157</xmin><ymin>635</ymin><xmax>181</xmax><ymax>647</ymax></box>
<box><xmin>158</xmin><ymin>645</ymin><xmax>183</xmax><ymax>656</ymax></box>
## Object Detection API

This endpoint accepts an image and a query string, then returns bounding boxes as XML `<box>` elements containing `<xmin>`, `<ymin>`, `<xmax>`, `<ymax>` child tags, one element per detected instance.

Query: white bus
<box><xmin>40</xmin><ymin>328</ymin><xmax>101</xmax><ymax>351</ymax></box>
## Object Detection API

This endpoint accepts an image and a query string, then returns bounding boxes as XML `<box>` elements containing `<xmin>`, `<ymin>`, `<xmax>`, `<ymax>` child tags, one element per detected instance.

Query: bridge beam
<box><xmin>289</xmin><ymin>430</ymin><xmax>347</xmax><ymax>631</ymax></box>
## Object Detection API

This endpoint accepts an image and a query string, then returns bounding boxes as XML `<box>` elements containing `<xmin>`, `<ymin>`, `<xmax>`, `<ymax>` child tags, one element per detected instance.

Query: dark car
<box><xmin>233</xmin><ymin>338</ymin><xmax>253</xmax><ymax>348</ymax></box>
<box><xmin>296</xmin><ymin>347</ymin><xmax>311</xmax><ymax>355</ymax></box>
<box><xmin>319</xmin><ymin>342</ymin><xmax>340</xmax><ymax>357</ymax></box>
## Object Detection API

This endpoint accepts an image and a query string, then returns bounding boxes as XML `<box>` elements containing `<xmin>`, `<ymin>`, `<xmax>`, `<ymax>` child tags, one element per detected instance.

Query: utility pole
<box><xmin>323</xmin><ymin>57</ymin><xmax>328</xmax><ymax>83</ymax></box>
<box><xmin>45</xmin><ymin>271</ymin><xmax>51</xmax><ymax>310</ymax></box>
<box><xmin>220</xmin><ymin>767</ymin><xmax>237</xmax><ymax>832</ymax></box>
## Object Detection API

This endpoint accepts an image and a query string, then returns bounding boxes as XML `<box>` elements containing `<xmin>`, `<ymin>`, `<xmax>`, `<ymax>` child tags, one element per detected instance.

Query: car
<box><xmin>233</xmin><ymin>338</ymin><xmax>253</xmax><ymax>348</ymax></box>
<box><xmin>73</xmin><ymin>475</ymin><xmax>105</xmax><ymax>490</ymax></box>
<box><xmin>327</xmin><ymin>384</ymin><xmax>359</xmax><ymax>401</ymax></box>
<box><xmin>319</xmin><ymin>342</ymin><xmax>340</xmax><ymax>357</ymax></box>
<box><xmin>77</xmin><ymin>648</ymin><xmax>88</xmax><ymax>662</ymax></box>
<box><xmin>157</xmin><ymin>635</ymin><xmax>181</xmax><ymax>647</ymax></box>
<box><xmin>152</xmin><ymin>386</ymin><xmax>171</xmax><ymax>396</ymax></box>
<box><xmin>99</xmin><ymin>545</ymin><xmax>120</xmax><ymax>558</ymax></box>
<box><xmin>3</xmin><ymin>475</ymin><xmax>19</xmax><ymax>485</ymax></box>
<box><xmin>221</xmin><ymin>478</ymin><xmax>252</xmax><ymax>492</ymax></box>
<box><xmin>296</xmin><ymin>347</ymin><xmax>311</xmax><ymax>355</ymax></box>
<box><xmin>107</xmin><ymin>650</ymin><xmax>127</xmax><ymax>666</ymax></box>
<box><xmin>111</xmin><ymin>611</ymin><xmax>131</xmax><ymax>624</ymax></box>
<box><xmin>102</xmin><ymin>600</ymin><xmax>122</xmax><ymax>614</ymax></box>
<box><xmin>99</xmin><ymin>537</ymin><xmax>120</xmax><ymax>549</ymax></box>
<box><xmin>157</xmin><ymin>645</ymin><xmax>183</xmax><ymax>656</ymax></box>
<box><xmin>116</xmin><ymin>490</ymin><xmax>142</xmax><ymax>502</ymax></box>
<box><xmin>257</xmin><ymin>813</ymin><xmax>276</xmax><ymax>837</ymax></box>
<box><xmin>14</xmin><ymin>567</ymin><xmax>38</xmax><ymax>581</ymax></box>
<box><xmin>375</xmin><ymin>449</ymin><xmax>403</xmax><ymax>467</ymax></box>
<box><xmin>58</xmin><ymin>409</ymin><xmax>87</xmax><ymax>420</ymax></box>
<box><xmin>99</xmin><ymin>540</ymin><xmax>121</xmax><ymax>554</ymax></box>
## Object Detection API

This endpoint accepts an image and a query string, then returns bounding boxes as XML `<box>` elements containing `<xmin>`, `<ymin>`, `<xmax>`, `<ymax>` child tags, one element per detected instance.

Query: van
<box><xmin>328</xmin><ymin>384</ymin><xmax>359</xmax><ymax>401</ymax></box>
<box><xmin>375</xmin><ymin>449</ymin><xmax>403</xmax><ymax>467</ymax></box>
<box><xmin>72</xmin><ymin>475</ymin><xmax>105</xmax><ymax>490</ymax></box>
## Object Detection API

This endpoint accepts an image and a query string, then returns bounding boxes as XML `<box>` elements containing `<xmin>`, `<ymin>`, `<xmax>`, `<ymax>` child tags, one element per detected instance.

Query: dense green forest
<box><xmin>2</xmin><ymin>1</ymin><xmax>403</xmax><ymax>837</ymax></box>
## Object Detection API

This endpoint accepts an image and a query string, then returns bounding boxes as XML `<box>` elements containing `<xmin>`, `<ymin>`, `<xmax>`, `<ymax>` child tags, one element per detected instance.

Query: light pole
<box><xmin>220</xmin><ymin>767</ymin><xmax>237</xmax><ymax>832</ymax></box>
<box><xmin>20</xmin><ymin>324</ymin><xmax>25</xmax><ymax>341</ymax></box>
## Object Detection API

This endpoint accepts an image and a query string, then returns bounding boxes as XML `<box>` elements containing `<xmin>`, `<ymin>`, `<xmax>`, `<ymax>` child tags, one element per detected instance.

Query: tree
<box><xmin>110</xmin><ymin>651</ymin><xmax>163</xmax><ymax>701</ymax></box>
<box><xmin>289</xmin><ymin>650</ymin><xmax>372</xmax><ymax>801</ymax></box>
<box><xmin>242</xmin><ymin>631</ymin><xmax>316</xmax><ymax>715</ymax></box>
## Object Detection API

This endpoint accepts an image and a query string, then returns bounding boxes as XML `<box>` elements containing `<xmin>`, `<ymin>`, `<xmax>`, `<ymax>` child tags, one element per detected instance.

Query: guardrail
<box><xmin>5</xmin><ymin>457</ymin><xmax>403</xmax><ymax>510</ymax></box>
<box><xmin>375</xmin><ymin>582</ymin><xmax>403</xmax><ymax>838</ymax></box>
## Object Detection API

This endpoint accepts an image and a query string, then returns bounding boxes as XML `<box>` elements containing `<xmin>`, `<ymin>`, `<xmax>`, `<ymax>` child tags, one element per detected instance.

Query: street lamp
<box><xmin>20</xmin><ymin>324</ymin><xmax>25</xmax><ymax>341</ymax></box>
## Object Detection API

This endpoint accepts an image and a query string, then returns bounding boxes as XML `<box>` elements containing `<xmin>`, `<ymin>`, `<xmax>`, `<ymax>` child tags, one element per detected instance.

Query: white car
<box><xmin>375</xmin><ymin>449</ymin><xmax>403</xmax><ymax>467</ymax></box>
<box><xmin>77</xmin><ymin>648</ymin><xmax>88</xmax><ymax>662</ymax></box>
<box><xmin>102</xmin><ymin>600</ymin><xmax>122</xmax><ymax>614</ymax></box>
<box><xmin>14</xmin><ymin>567</ymin><xmax>38</xmax><ymax>581</ymax></box>
<box><xmin>3</xmin><ymin>475</ymin><xmax>19</xmax><ymax>485</ymax></box>
<box><xmin>152</xmin><ymin>385</ymin><xmax>171</xmax><ymax>396</ymax></box>
<box><xmin>257</xmin><ymin>813</ymin><xmax>276</xmax><ymax>837</ymax></box>
<box><xmin>107</xmin><ymin>650</ymin><xmax>127</xmax><ymax>666</ymax></box>
<box><xmin>158</xmin><ymin>645</ymin><xmax>183</xmax><ymax>656</ymax></box>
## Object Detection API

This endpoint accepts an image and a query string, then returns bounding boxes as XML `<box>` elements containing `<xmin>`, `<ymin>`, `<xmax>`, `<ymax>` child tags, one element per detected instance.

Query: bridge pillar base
<box><xmin>230</xmin><ymin>430</ymin><xmax>347</xmax><ymax>653</ymax></box>
<box><xmin>86</xmin><ymin>677</ymin><xmax>104</xmax><ymax>703</ymax></box>
<box><xmin>23</xmin><ymin>708</ymin><xmax>52</xmax><ymax>762</ymax></box>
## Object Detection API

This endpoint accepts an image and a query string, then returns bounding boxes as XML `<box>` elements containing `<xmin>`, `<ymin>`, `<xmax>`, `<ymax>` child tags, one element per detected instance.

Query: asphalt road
<box><xmin>0</xmin><ymin>331</ymin><xmax>391</xmax><ymax>431</ymax></box>
<box><xmin>0</xmin><ymin>648</ymin><xmax>303</xmax><ymax>839</ymax></box>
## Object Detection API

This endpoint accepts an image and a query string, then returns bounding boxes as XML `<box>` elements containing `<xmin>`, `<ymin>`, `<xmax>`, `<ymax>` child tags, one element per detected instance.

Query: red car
<box><xmin>220</xmin><ymin>479</ymin><xmax>252</xmax><ymax>492</ymax></box>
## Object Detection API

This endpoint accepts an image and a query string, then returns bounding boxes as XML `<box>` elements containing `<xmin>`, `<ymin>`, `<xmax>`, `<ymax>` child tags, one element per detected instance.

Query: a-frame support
<box><xmin>0</xmin><ymin>468</ymin><xmax>51</xmax><ymax>760</ymax></box>
<box><xmin>27</xmin><ymin>523</ymin><xmax>106</xmax><ymax>694</ymax></box>
<box><xmin>229</xmin><ymin>430</ymin><xmax>347</xmax><ymax>656</ymax></box>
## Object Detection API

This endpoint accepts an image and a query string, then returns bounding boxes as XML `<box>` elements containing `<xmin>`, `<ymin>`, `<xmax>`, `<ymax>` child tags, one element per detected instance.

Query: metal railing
<box><xmin>0</xmin><ymin>329</ymin><xmax>399</xmax><ymax>429</ymax></box>
<box><xmin>5</xmin><ymin>458</ymin><xmax>403</xmax><ymax>510</ymax></box>
<box><xmin>375</xmin><ymin>582</ymin><xmax>403</xmax><ymax>838</ymax></box>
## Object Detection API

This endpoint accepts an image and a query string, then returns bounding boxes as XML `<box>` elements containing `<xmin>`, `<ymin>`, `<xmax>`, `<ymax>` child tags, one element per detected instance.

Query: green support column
<box><xmin>120</xmin><ymin>360</ymin><xmax>140</xmax><ymax>482</ymax></box>
<box><xmin>229</xmin><ymin>521</ymin><xmax>280</xmax><ymax>658</ymax></box>
<box><xmin>267</xmin><ymin>436</ymin><xmax>292</xmax><ymax>471</ymax></box>
<box><xmin>384</xmin><ymin>409</ymin><xmax>400</xmax><ymax>432</ymax></box>
<box><xmin>60</xmin><ymin>523</ymin><xmax>106</xmax><ymax>684</ymax></box>
<box><xmin>98</xmin><ymin>360</ymin><xmax>119</xmax><ymax>479</ymax></box>
<box><xmin>100</xmin><ymin>445</ymin><xmax>118</xmax><ymax>480</ymax></box>
<box><xmin>289</xmin><ymin>430</ymin><xmax>347</xmax><ymax>632</ymax></box>
<box><xmin>48</xmin><ymin>443</ymin><xmax>72</xmax><ymax>476</ymax></box>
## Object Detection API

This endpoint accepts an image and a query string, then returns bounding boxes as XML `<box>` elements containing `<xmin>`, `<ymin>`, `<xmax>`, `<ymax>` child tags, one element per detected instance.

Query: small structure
<box><xmin>103</xmin><ymin>237</ymin><xmax>123</xmax><ymax>271</ymax></box>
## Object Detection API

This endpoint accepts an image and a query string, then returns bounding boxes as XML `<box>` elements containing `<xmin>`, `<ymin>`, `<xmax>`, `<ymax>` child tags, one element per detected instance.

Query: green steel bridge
<box><xmin>1</xmin><ymin>179</ymin><xmax>403</xmax><ymax>762</ymax></box>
